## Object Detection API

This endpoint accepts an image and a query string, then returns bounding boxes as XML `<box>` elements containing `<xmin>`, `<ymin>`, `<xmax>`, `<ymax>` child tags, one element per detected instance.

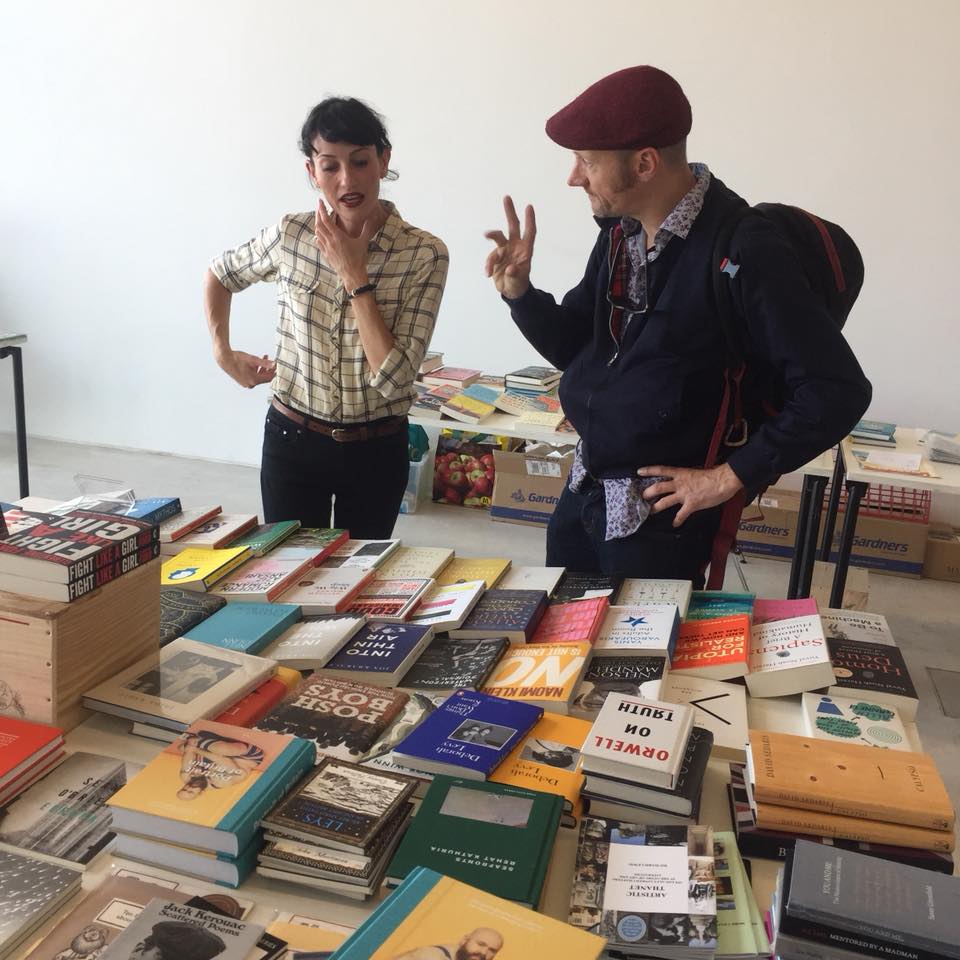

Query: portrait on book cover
<box><xmin>438</xmin><ymin>784</ymin><xmax>533</xmax><ymax>828</ymax></box>
<box><xmin>519</xmin><ymin>738</ymin><xmax>580</xmax><ymax>769</ymax></box>
<box><xmin>448</xmin><ymin>721</ymin><xmax>516</xmax><ymax>750</ymax></box>
<box><xmin>124</xmin><ymin>652</ymin><xmax>237</xmax><ymax>704</ymax></box>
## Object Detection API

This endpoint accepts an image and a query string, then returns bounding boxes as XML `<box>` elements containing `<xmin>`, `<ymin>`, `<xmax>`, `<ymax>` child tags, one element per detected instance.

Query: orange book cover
<box><xmin>671</xmin><ymin>614</ymin><xmax>750</xmax><ymax>677</ymax></box>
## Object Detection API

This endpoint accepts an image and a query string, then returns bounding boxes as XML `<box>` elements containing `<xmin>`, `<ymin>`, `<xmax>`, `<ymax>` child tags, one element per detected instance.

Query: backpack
<box><xmin>702</xmin><ymin>204</ymin><xmax>865</xmax><ymax>589</ymax></box>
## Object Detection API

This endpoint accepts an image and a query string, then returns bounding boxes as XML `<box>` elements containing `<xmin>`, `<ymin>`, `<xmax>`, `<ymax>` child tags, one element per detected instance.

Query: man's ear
<box><xmin>634</xmin><ymin>146</ymin><xmax>660</xmax><ymax>182</ymax></box>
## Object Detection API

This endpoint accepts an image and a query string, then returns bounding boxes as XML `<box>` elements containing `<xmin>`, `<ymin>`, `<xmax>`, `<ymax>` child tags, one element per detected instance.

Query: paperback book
<box><xmin>685</xmin><ymin>591</ymin><xmax>755</xmax><ymax>621</ymax></box>
<box><xmin>439</xmin><ymin>384</ymin><xmax>501</xmax><ymax>424</ymax></box>
<box><xmin>48</xmin><ymin>495</ymin><xmax>180</xmax><ymax>526</ymax></box>
<box><xmin>435</xmin><ymin>556</ymin><xmax>511</xmax><ymax>588</ymax></box>
<box><xmin>532</xmin><ymin>596</ymin><xmax>610</xmax><ymax>646</ymax></box>
<box><xmin>405</xmin><ymin>579</ymin><xmax>486</xmax><ymax>631</ymax></box>
<box><xmin>671</xmin><ymin>615</ymin><xmax>751</xmax><ymax>681</ymax></box>
<box><xmin>594</xmin><ymin>603</ymin><xmax>680</xmax><ymax>660</ymax></box>
<box><xmin>275</xmin><ymin>566</ymin><xmax>375</xmax><ymax>614</ymax></box>
<box><xmin>322</xmin><ymin>621</ymin><xmax>435</xmax><ymax>686</ymax></box>
<box><xmin>552</xmin><ymin>571</ymin><xmax>624</xmax><ymax>602</ymax></box>
<box><xmin>752</xmin><ymin>597</ymin><xmax>819</xmax><ymax>625</ymax></box>
<box><xmin>159</xmin><ymin>589</ymin><xmax>227</xmax><ymax>647</ymax></box>
<box><xmin>263</xmin><ymin>614</ymin><xmax>367</xmax><ymax>669</ymax></box>
<box><xmin>826</xmin><ymin>637</ymin><xmax>919</xmax><ymax>720</ymax></box>
<box><xmin>159</xmin><ymin>513</ymin><xmax>258</xmax><ymax>554</ymax></box>
<box><xmin>480</xmin><ymin>641</ymin><xmax>592</xmax><ymax>713</ymax></box>
<box><xmin>377</xmin><ymin>546</ymin><xmax>454</xmax><ymax>580</ymax></box>
<box><xmin>570</xmin><ymin>654</ymin><xmax>668</xmax><ymax>721</ymax></box>
<box><xmin>324</xmin><ymin>538</ymin><xmax>401</xmax><ymax>569</ymax></box>
<box><xmin>272</xmin><ymin>527</ymin><xmax>348</xmax><ymax>565</ymax></box>
<box><xmin>449</xmin><ymin>588</ymin><xmax>549</xmax><ymax>643</ymax></box>
<box><xmin>227</xmin><ymin>520</ymin><xmax>301</xmax><ymax>557</ymax></box>
<box><xmin>159</xmin><ymin>546</ymin><xmax>251</xmax><ymax>592</ymax></box>
<box><xmin>0</xmin><ymin>717</ymin><xmax>65</xmax><ymax>800</ymax></box>
<box><xmin>498</xmin><ymin>565</ymin><xmax>565</xmax><ymax>594</ymax></box>
<box><xmin>421</xmin><ymin>366</ymin><xmax>482</xmax><ymax>388</ymax></box>
<box><xmin>398</xmin><ymin>635</ymin><xmax>510</xmax><ymax>695</ymax></box>
<box><xmin>209</xmin><ymin>555</ymin><xmax>314</xmax><ymax>602</ymax></box>
<box><xmin>615</xmin><ymin>578</ymin><xmax>693</xmax><ymax>618</ymax></box>
<box><xmin>158</xmin><ymin>506</ymin><xmax>222</xmax><ymax>543</ymax></box>
<box><xmin>183</xmin><ymin>602</ymin><xmax>301</xmax><ymax>655</ymax></box>
<box><xmin>345</xmin><ymin>577</ymin><xmax>434</xmax><ymax>622</ymax></box>
<box><xmin>211</xmin><ymin>669</ymin><xmax>302</xmax><ymax>729</ymax></box>
<box><xmin>801</xmin><ymin>692</ymin><xmax>912</xmax><ymax>750</ymax></box>
<box><xmin>820</xmin><ymin>608</ymin><xmax>897</xmax><ymax>646</ymax></box>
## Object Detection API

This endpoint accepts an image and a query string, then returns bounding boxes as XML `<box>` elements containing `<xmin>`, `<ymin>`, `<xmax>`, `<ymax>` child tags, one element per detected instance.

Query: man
<box><xmin>485</xmin><ymin>66</ymin><xmax>871</xmax><ymax>585</ymax></box>
<box><xmin>391</xmin><ymin>927</ymin><xmax>504</xmax><ymax>960</ymax></box>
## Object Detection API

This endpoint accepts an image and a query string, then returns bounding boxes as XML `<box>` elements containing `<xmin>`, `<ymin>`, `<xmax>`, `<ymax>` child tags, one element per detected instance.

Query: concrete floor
<box><xmin>3</xmin><ymin>432</ymin><xmax>959</xmax><ymax>856</ymax></box>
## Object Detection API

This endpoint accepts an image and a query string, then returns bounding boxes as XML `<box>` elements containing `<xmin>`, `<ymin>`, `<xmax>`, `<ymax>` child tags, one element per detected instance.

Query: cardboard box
<box><xmin>737</xmin><ymin>487</ymin><xmax>928</xmax><ymax>577</ymax></box>
<box><xmin>433</xmin><ymin>431</ymin><xmax>517</xmax><ymax>509</ymax></box>
<box><xmin>490</xmin><ymin>446</ymin><xmax>574</xmax><ymax>526</ymax></box>
<box><xmin>0</xmin><ymin>559</ymin><xmax>161</xmax><ymax>731</ymax></box>
<box><xmin>923</xmin><ymin>523</ymin><xmax>960</xmax><ymax>583</ymax></box>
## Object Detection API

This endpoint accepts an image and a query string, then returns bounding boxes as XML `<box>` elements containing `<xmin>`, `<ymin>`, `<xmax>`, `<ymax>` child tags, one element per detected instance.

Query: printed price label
<box><xmin>525</xmin><ymin>459</ymin><xmax>561</xmax><ymax>478</ymax></box>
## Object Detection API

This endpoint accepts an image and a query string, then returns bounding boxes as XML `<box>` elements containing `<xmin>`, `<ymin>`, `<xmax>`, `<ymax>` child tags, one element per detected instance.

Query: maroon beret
<box><xmin>545</xmin><ymin>65</ymin><xmax>691</xmax><ymax>151</ymax></box>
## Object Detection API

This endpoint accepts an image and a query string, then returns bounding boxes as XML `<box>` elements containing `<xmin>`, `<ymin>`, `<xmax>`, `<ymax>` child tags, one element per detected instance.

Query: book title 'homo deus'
<box><xmin>593</xmin><ymin>701</ymin><xmax>676</xmax><ymax>763</ymax></box>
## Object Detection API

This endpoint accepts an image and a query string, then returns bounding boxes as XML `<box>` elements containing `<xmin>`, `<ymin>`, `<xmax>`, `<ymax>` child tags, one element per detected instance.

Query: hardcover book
<box><xmin>0</xmin><ymin>850</ymin><xmax>82</xmax><ymax>960</ymax></box>
<box><xmin>209</xmin><ymin>555</ymin><xmax>314</xmax><ymax>602</ymax></box>
<box><xmin>271</xmin><ymin>526</ymin><xmax>348</xmax><ymax>565</ymax></box>
<box><xmin>275</xmin><ymin>566</ymin><xmax>375</xmax><ymax>614</ymax></box>
<box><xmin>752</xmin><ymin>597</ymin><xmax>819</xmax><ymax>624</ymax></box>
<box><xmin>505</xmin><ymin>364</ymin><xmax>562</xmax><ymax>385</ymax></box>
<box><xmin>331</xmin><ymin>867</ymin><xmax>605</xmax><ymax>960</ymax></box>
<box><xmin>211</xmin><ymin>671</ymin><xmax>301</xmax><ymax>728</ymax></box>
<box><xmin>345</xmin><ymin>578</ymin><xmax>434</xmax><ymax>622</ymax></box>
<box><xmin>570</xmin><ymin>655</ymin><xmax>668</xmax><ymax>721</ymax></box>
<box><xmin>256</xmin><ymin>673</ymin><xmax>408</xmax><ymax>763</ymax></box>
<box><xmin>671</xmin><ymin>615</ymin><xmax>751</xmax><ymax>681</ymax></box>
<box><xmin>615</xmin><ymin>578</ymin><xmax>693</xmax><ymax>618</ymax></box>
<box><xmin>158</xmin><ymin>505</ymin><xmax>222</xmax><ymax>543</ymax></box>
<box><xmin>746</xmin><ymin>614</ymin><xmax>835</xmax><ymax>698</ymax></box>
<box><xmin>376</xmin><ymin>546</ymin><xmax>454</xmax><ymax>580</ymax></box>
<box><xmin>712</xmin><ymin>830</ymin><xmax>770</xmax><ymax>960</ymax></box>
<box><xmin>801</xmin><ymin>692</ymin><xmax>912</xmax><ymax>750</ymax></box>
<box><xmin>159</xmin><ymin>589</ymin><xmax>227</xmax><ymax>647</ymax></box>
<box><xmin>386</xmin><ymin>776</ymin><xmax>562</xmax><ymax>905</ymax></box>
<box><xmin>685</xmin><ymin>590</ymin><xmax>755</xmax><ymax>621</ymax></box>
<box><xmin>160</xmin><ymin>546</ymin><xmax>251</xmax><ymax>592</ymax></box>
<box><xmin>448</xmin><ymin>588</ymin><xmax>549</xmax><ymax>643</ymax></box>
<box><xmin>552</xmin><ymin>571</ymin><xmax>624</xmax><ymax>602</ymax></box>
<box><xmin>821</xmin><ymin>608</ymin><xmax>897</xmax><ymax>646</ymax></box>
<box><xmin>158</xmin><ymin>513</ymin><xmax>258</xmax><ymax>554</ymax></box>
<box><xmin>358</xmin><ymin>693</ymin><xmax>445</xmax><ymax>789</ymax></box>
<box><xmin>435</xmin><ymin>556</ymin><xmax>511</xmax><ymax>589</ymax></box>
<box><xmin>826</xmin><ymin>637</ymin><xmax>919</xmax><ymax>720</ymax></box>
<box><xmin>183</xmin><ymin>602</ymin><xmax>301</xmax><ymax>655</ymax></box>
<box><xmin>0</xmin><ymin>752</ymin><xmax>140</xmax><ymax>868</ymax></box>
<box><xmin>0</xmin><ymin>717</ymin><xmax>64</xmax><ymax>794</ymax></box>
<box><xmin>324</xmin><ymin>538</ymin><xmax>401</xmax><ymax>569</ymax></box>
<box><xmin>263</xmin><ymin>614</ymin><xmax>367</xmax><ymax>669</ymax></box>
<box><xmin>393</xmin><ymin>689</ymin><xmax>542</xmax><ymax>780</ymax></box>
<box><xmin>498</xmin><ymin>565</ymin><xmax>565</xmax><ymax>594</ymax></box>
<box><xmin>96</xmin><ymin>898</ymin><xmax>264</xmax><ymax>960</ymax></box>
<box><xmin>261</xmin><ymin>757</ymin><xmax>417</xmax><ymax>854</ymax></box>
<box><xmin>532</xmin><ymin>596</ymin><xmax>609</xmax><ymax>646</ymax></box>
<box><xmin>581</xmin><ymin>694</ymin><xmax>695</xmax><ymax>790</ymax></box>
<box><xmin>567</xmin><ymin>820</ymin><xmax>717</xmax><ymax>957</ymax></box>
<box><xmin>107</xmin><ymin>720</ymin><xmax>315</xmax><ymax>856</ymax></box>
<box><xmin>226</xmin><ymin>520</ymin><xmax>301</xmax><ymax>557</ymax></box>
<box><xmin>405</xmin><ymin>579</ymin><xmax>486</xmax><ymax>632</ymax></box>
<box><xmin>643</xmin><ymin>673</ymin><xmax>748</xmax><ymax>762</ymax></box>
<box><xmin>594</xmin><ymin>603</ymin><xmax>680</xmax><ymax>660</ymax></box>
<box><xmin>480</xmin><ymin>641</ymin><xmax>591</xmax><ymax>713</ymax></box>
<box><xmin>82</xmin><ymin>637</ymin><xmax>276</xmax><ymax>733</ymax></box>
<box><xmin>398</xmin><ymin>635</ymin><xmax>509</xmax><ymax>695</ymax></box>
<box><xmin>746</xmin><ymin>729</ymin><xmax>955</xmax><ymax>832</ymax></box>
<box><xmin>322</xmin><ymin>622</ymin><xmax>435</xmax><ymax>686</ymax></box>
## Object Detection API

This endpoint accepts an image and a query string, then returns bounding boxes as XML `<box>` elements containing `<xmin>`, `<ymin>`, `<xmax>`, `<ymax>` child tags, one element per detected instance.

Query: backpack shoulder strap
<box><xmin>711</xmin><ymin>203</ymin><xmax>753</xmax><ymax>365</ymax></box>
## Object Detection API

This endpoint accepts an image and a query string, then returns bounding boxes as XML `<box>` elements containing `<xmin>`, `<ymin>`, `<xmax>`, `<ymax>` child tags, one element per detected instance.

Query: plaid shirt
<box><xmin>211</xmin><ymin>201</ymin><xmax>448</xmax><ymax>424</ymax></box>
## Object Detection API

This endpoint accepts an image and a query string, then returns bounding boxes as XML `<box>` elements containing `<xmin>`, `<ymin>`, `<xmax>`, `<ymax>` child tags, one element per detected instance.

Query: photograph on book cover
<box><xmin>302</xmin><ymin>763</ymin><xmax>409</xmax><ymax>819</ymax></box>
<box><xmin>519</xmin><ymin>738</ymin><xmax>581</xmax><ymax>769</ymax></box>
<box><xmin>448</xmin><ymin>721</ymin><xmax>516</xmax><ymax>749</ymax></box>
<box><xmin>438</xmin><ymin>785</ymin><xmax>534</xmax><ymax>828</ymax></box>
<box><xmin>124</xmin><ymin>652</ymin><xmax>240</xmax><ymax>705</ymax></box>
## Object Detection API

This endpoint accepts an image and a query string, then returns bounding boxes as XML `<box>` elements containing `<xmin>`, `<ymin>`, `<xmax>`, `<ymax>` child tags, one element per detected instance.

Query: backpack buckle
<box><xmin>724</xmin><ymin>418</ymin><xmax>749</xmax><ymax>447</ymax></box>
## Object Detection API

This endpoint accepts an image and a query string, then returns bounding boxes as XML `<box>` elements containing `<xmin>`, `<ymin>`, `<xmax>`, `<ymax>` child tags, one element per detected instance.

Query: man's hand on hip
<box><xmin>484</xmin><ymin>195</ymin><xmax>536</xmax><ymax>299</ymax></box>
<box><xmin>637</xmin><ymin>462</ymin><xmax>744</xmax><ymax>527</ymax></box>
<box><xmin>215</xmin><ymin>348</ymin><xmax>276</xmax><ymax>389</ymax></box>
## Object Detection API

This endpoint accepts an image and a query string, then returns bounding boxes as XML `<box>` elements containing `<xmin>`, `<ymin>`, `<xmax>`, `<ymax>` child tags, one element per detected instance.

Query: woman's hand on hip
<box><xmin>215</xmin><ymin>347</ymin><xmax>276</xmax><ymax>388</ymax></box>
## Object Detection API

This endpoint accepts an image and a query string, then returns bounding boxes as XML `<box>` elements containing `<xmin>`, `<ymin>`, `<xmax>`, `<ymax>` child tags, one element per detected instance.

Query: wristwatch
<box><xmin>348</xmin><ymin>282</ymin><xmax>377</xmax><ymax>299</ymax></box>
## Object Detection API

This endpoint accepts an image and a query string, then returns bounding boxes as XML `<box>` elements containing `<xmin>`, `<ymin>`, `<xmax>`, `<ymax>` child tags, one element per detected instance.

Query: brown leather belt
<box><xmin>271</xmin><ymin>398</ymin><xmax>406</xmax><ymax>442</ymax></box>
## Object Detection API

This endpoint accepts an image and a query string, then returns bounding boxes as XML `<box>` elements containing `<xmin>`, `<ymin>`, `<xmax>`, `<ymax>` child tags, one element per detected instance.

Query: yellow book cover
<box><xmin>367</xmin><ymin>873</ymin><xmax>604</xmax><ymax>959</ymax></box>
<box><xmin>266</xmin><ymin>921</ymin><xmax>349</xmax><ymax>954</ymax></box>
<box><xmin>437</xmin><ymin>556</ymin><xmax>511</xmax><ymax>589</ymax></box>
<box><xmin>161</xmin><ymin>546</ymin><xmax>251</xmax><ymax>589</ymax></box>
<box><xmin>107</xmin><ymin>720</ymin><xmax>297</xmax><ymax>828</ymax></box>
<box><xmin>274</xmin><ymin>665</ymin><xmax>303</xmax><ymax>691</ymax></box>
<box><xmin>489</xmin><ymin>710</ymin><xmax>591</xmax><ymax>822</ymax></box>
<box><xmin>378</xmin><ymin>546</ymin><xmax>455</xmax><ymax>580</ymax></box>
<box><xmin>480</xmin><ymin>642</ymin><xmax>591</xmax><ymax>712</ymax></box>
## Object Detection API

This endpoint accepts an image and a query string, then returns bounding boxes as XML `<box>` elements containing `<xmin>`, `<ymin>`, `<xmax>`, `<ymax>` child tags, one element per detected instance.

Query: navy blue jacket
<box><xmin>506</xmin><ymin>177</ymin><xmax>871</xmax><ymax>492</ymax></box>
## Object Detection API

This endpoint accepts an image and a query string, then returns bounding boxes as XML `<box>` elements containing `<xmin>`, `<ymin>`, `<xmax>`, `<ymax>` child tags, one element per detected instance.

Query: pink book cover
<box><xmin>532</xmin><ymin>596</ymin><xmax>609</xmax><ymax>645</ymax></box>
<box><xmin>214</xmin><ymin>555</ymin><xmax>314</xmax><ymax>601</ymax></box>
<box><xmin>752</xmin><ymin>597</ymin><xmax>819</xmax><ymax>625</ymax></box>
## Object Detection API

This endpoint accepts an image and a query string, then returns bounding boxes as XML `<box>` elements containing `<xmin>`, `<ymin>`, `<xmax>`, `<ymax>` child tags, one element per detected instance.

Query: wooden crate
<box><xmin>0</xmin><ymin>559</ymin><xmax>160</xmax><ymax>731</ymax></box>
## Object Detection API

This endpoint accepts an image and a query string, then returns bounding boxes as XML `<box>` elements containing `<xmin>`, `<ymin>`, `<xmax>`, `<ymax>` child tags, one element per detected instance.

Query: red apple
<box><xmin>443</xmin><ymin>487</ymin><xmax>462</xmax><ymax>504</ymax></box>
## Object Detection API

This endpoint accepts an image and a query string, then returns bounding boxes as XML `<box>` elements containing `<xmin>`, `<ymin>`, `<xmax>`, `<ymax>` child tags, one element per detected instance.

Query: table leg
<box><xmin>819</xmin><ymin>444</ymin><xmax>845</xmax><ymax>561</ymax></box>
<box><xmin>829</xmin><ymin>480</ymin><xmax>867</xmax><ymax>608</ymax></box>
<box><xmin>788</xmin><ymin>474</ymin><xmax>826</xmax><ymax>599</ymax></box>
<box><xmin>1</xmin><ymin>346</ymin><xmax>28</xmax><ymax>498</ymax></box>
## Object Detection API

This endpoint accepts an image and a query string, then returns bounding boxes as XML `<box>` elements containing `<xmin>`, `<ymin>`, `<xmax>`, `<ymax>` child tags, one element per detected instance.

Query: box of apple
<box><xmin>433</xmin><ymin>439</ymin><xmax>500</xmax><ymax>508</ymax></box>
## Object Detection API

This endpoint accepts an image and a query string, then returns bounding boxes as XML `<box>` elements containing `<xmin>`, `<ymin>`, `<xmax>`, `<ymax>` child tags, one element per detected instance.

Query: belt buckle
<box><xmin>331</xmin><ymin>427</ymin><xmax>351</xmax><ymax>442</ymax></box>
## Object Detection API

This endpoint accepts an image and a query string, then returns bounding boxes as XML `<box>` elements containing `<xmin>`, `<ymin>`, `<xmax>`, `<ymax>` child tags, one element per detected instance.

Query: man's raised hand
<box><xmin>484</xmin><ymin>196</ymin><xmax>536</xmax><ymax>299</ymax></box>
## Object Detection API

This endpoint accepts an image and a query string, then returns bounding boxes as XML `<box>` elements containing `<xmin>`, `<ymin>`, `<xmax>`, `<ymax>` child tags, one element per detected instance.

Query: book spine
<box><xmin>778</xmin><ymin>911</ymin><xmax>942</xmax><ymax>960</ymax></box>
<box><xmin>145</xmin><ymin>499</ymin><xmax>183</xmax><ymax>525</ymax></box>
<box><xmin>756</xmin><ymin>803</ymin><xmax>955</xmax><ymax>852</ymax></box>
<box><xmin>65</xmin><ymin>542</ymin><xmax>161</xmax><ymax>600</ymax></box>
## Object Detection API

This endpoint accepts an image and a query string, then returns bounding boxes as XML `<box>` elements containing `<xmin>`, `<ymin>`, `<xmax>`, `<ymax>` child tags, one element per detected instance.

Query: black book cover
<box><xmin>827</xmin><ymin>637</ymin><xmax>918</xmax><ymax>701</ymax></box>
<box><xmin>572</xmin><ymin>654</ymin><xmax>667</xmax><ymax>717</ymax></box>
<box><xmin>399</xmin><ymin>636</ymin><xmax>509</xmax><ymax>691</ymax></box>
<box><xmin>452</xmin><ymin>589</ymin><xmax>548</xmax><ymax>641</ymax></box>
<box><xmin>160</xmin><ymin>589</ymin><xmax>228</xmax><ymax>646</ymax></box>
<box><xmin>551</xmin><ymin>571</ymin><xmax>624</xmax><ymax>603</ymax></box>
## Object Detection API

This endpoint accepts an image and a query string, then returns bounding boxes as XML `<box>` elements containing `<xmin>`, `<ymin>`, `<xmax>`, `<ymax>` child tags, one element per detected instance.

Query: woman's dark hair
<box><xmin>300</xmin><ymin>97</ymin><xmax>391</xmax><ymax>158</ymax></box>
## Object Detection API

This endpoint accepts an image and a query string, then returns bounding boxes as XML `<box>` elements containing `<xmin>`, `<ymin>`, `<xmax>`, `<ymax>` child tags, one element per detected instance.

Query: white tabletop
<box><xmin>411</xmin><ymin>408</ymin><xmax>577</xmax><ymax>445</ymax></box>
<box><xmin>842</xmin><ymin>427</ymin><xmax>960</xmax><ymax>496</ymax></box>
<box><xmin>0</xmin><ymin>333</ymin><xmax>27</xmax><ymax>348</ymax></box>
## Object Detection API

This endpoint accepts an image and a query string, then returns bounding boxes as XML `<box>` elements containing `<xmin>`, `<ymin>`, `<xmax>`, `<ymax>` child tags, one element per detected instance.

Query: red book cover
<box><xmin>752</xmin><ymin>597</ymin><xmax>819</xmax><ymax>625</ymax></box>
<box><xmin>532</xmin><ymin>596</ymin><xmax>609</xmax><ymax>646</ymax></box>
<box><xmin>0</xmin><ymin>715</ymin><xmax>65</xmax><ymax>787</ymax></box>
<box><xmin>213</xmin><ymin>677</ymin><xmax>289</xmax><ymax>727</ymax></box>
<box><xmin>671</xmin><ymin>614</ymin><xmax>751</xmax><ymax>679</ymax></box>
<box><xmin>0</xmin><ymin>748</ymin><xmax>66</xmax><ymax>806</ymax></box>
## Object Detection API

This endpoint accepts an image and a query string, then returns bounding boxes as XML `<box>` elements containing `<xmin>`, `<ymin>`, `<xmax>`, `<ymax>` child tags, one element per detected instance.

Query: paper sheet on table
<box><xmin>856</xmin><ymin>449</ymin><xmax>939</xmax><ymax>476</ymax></box>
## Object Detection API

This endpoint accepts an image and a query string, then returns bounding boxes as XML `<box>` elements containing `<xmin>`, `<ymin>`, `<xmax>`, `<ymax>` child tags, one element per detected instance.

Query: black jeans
<box><xmin>260</xmin><ymin>407</ymin><xmax>409</xmax><ymax>539</ymax></box>
<box><xmin>546</xmin><ymin>480</ymin><xmax>723</xmax><ymax>588</ymax></box>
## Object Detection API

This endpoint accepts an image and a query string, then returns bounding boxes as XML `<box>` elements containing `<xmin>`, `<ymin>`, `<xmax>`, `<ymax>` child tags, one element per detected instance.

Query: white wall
<box><xmin>1</xmin><ymin>0</ymin><xmax>958</xmax><ymax>470</ymax></box>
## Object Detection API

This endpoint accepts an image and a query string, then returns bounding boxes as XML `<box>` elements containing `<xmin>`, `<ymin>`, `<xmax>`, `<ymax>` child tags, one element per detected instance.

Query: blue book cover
<box><xmin>393</xmin><ymin>689</ymin><xmax>543</xmax><ymax>780</ymax></box>
<box><xmin>78</xmin><ymin>496</ymin><xmax>182</xmax><ymax>525</ymax></box>
<box><xmin>461</xmin><ymin>384</ymin><xmax>502</xmax><ymax>406</ymax></box>
<box><xmin>322</xmin><ymin>622</ymin><xmax>434</xmax><ymax>681</ymax></box>
<box><xmin>183</xmin><ymin>602</ymin><xmax>301</xmax><ymax>654</ymax></box>
<box><xmin>685</xmin><ymin>591</ymin><xmax>755</xmax><ymax>621</ymax></box>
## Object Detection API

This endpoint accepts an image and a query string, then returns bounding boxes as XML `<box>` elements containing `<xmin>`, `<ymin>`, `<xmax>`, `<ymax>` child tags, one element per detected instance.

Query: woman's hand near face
<box><xmin>314</xmin><ymin>199</ymin><xmax>375</xmax><ymax>290</ymax></box>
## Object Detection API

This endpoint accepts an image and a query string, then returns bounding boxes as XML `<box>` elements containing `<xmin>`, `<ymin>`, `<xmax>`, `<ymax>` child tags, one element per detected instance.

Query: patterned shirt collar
<box><xmin>367</xmin><ymin>200</ymin><xmax>401</xmax><ymax>253</ymax></box>
<box><xmin>620</xmin><ymin>162</ymin><xmax>711</xmax><ymax>245</ymax></box>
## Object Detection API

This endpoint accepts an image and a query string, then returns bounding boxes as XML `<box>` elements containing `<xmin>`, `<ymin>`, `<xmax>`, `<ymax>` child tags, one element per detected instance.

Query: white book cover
<box><xmin>377</xmin><ymin>546</ymin><xmax>454</xmax><ymax>580</ymax></box>
<box><xmin>158</xmin><ymin>506</ymin><xmax>222</xmax><ymax>542</ymax></box>
<box><xmin>158</xmin><ymin>513</ymin><xmax>257</xmax><ymax>554</ymax></box>
<box><xmin>275</xmin><ymin>567</ymin><xmax>373</xmax><ymax>614</ymax></box>
<box><xmin>615</xmin><ymin>579</ymin><xmax>692</xmax><ymax>618</ymax></box>
<box><xmin>801</xmin><ymin>692</ymin><xmax>913</xmax><ymax>750</ymax></box>
<box><xmin>264</xmin><ymin>614</ymin><xmax>367</xmax><ymax>667</ymax></box>
<box><xmin>209</xmin><ymin>555</ymin><xmax>311</xmax><ymax>601</ymax></box>
<box><xmin>346</xmin><ymin>578</ymin><xmax>434</xmax><ymax>622</ymax></box>
<box><xmin>821</xmin><ymin>608</ymin><xmax>897</xmax><ymax>646</ymax></box>
<box><xmin>594</xmin><ymin>604</ymin><xmax>680</xmax><ymax>658</ymax></box>
<box><xmin>498</xmin><ymin>565</ymin><xmax>566</xmax><ymax>594</ymax></box>
<box><xmin>323</xmin><ymin>538</ymin><xmax>401</xmax><ymax>569</ymax></box>
<box><xmin>745</xmin><ymin>614</ymin><xmax>835</xmax><ymax>698</ymax></box>
<box><xmin>642</xmin><ymin>673</ymin><xmax>748</xmax><ymax>762</ymax></box>
<box><xmin>82</xmin><ymin>637</ymin><xmax>275</xmax><ymax>730</ymax></box>
<box><xmin>404</xmin><ymin>579</ymin><xmax>485</xmax><ymax>631</ymax></box>
<box><xmin>580</xmin><ymin>694</ymin><xmax>694</xmax><ymax>789</ymax></box>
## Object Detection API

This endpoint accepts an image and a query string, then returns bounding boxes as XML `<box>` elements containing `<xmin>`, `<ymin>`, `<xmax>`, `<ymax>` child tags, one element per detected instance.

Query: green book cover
<box><xmin>386</xmin><ymin>775</ymin><xmax>562</xmax><ymax>905</ymax></box>
<box><xmin>686</xmin><ymin>591</ymin><xmax>755</xmax><ymax>620</ymax></box>
<box><xmin>228</xmin><ymin>520</ymin><xmax>301</xmax><ymax>557</ymax></box>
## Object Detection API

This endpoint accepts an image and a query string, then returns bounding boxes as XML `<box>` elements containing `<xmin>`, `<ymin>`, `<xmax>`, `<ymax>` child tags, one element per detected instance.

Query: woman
<box><xmin>204</xmin><ymin>98</ymin><xmax>448</xmax><ymax>537</ymax></box>
<box><xmin>176</xmin><ymin>730</ymin><xmax>265</xmax><ymax>801</ymax></box>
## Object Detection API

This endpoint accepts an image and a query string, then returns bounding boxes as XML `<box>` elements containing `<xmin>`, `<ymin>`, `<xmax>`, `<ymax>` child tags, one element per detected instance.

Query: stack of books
<box><xmin>850</xmin><ymin>418</ymin><xmax>897</xmax><ymax>446</ymax></box>
<box><xmin>439</xmin><ymin>383</ymin><xmax>501</xmax><ymax>424</ymax></box>
<box><xmin>504</xmin><ymin>365</ymin><xmax>562</xmax><ymax>394</ymax></box>
<box><xmin>418</xmin><ymin>349</ymin><xmax>443</xmax><ymax>374</ymax></box>
<box><xmin>744</xmin><ymin>730</ymin><xmax>956</xmax><ymax>853</ymax></box>
<box><xmin>616</xmin><ymin>577</ymin><xmax>693</xmax><ymax>617</ymax></box>
<box><xmin>420</xmin><ymin>366</ymin><xmax>482</xmax><ymax>389</ymax></box>
<box><xmin>532</xmin><ymin>595</ymin><xmax>609</xmax><ymax>645</ymax></box>
<box><xmin>106</xmin><ymin>720</ymin><xmax>314</xmax><ymax>886</ymax></box>
<box><xmin>0</xmin><ymin>717</ymin><xmax>65</xmax><ymax>809</ymax></box>
<box><xmin>745</xmin><ymin>613</ymin><xmax>835</xmax><ymax>698</ymax></box>
<box><xmin>671</xmin><ymin>615</ymin><xmax>751</xmax><ymax>681</ymax></box>
<box><xmin>257</xmin><ymin>757</ymin><xmax>417</xmax><ymax>899</ymax></box>
<box><xmin>580</xmin><ymin>694</ymin><xmax>712</xmax><ymax>824</ymax></box>
<box><xmin>771</xmin><ymin>840</ymin><xmax>960</xmax><ymax>960</ymax></box>
<box><xmin>712</xmin><ymin>830</ymin><xmax>770</xmax><ymax>960</ymax></box>
<box><xmin>156</xmin><ymin>503</ymin><xmax>222</xmax><ymax>545</ymax></box>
